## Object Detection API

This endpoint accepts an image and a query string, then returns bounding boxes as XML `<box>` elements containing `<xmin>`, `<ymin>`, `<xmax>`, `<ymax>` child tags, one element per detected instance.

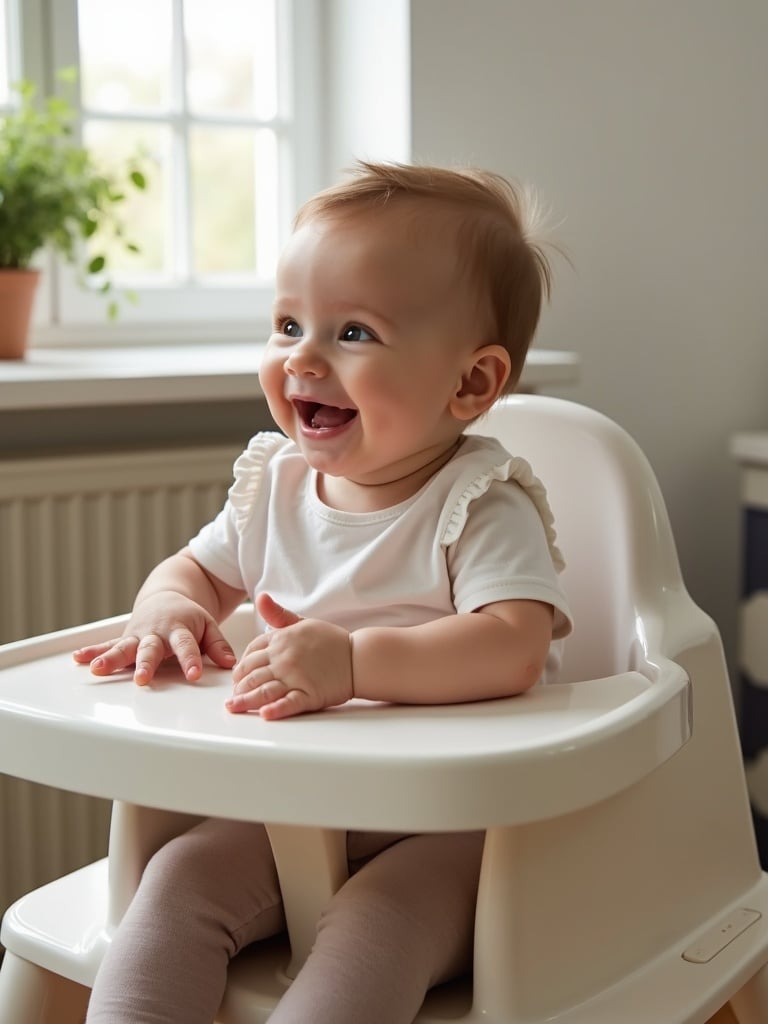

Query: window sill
<box><xmin>0</xmin><ymin>343</ymin><xmax>580</xmax><ymax>411</ymax></box>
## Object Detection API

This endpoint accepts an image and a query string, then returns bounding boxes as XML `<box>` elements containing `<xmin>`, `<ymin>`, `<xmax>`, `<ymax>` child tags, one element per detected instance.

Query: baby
<box><xmin>76</xmin><ymin>160</ymin><xmax>572</xmax><ymax>1024</ymax></box>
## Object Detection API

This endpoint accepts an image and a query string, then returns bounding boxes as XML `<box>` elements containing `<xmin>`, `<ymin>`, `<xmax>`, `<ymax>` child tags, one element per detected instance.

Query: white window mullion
<box><xmin>11</xmin><ymin>0</ymin><xmax>63</xmax><ymax>329</ymax></box>
<box><xmin>16</xmin><ymin>0</ymin><xmax>48</xmax><ymax>90</ymax></box>
<box><xmin>46</xmin><ymin>0</ymin><xmax>80</xmax><ymax>90</ymax></box>
<box><xmin>44</xmin><ymin>0</ymin><xmax>79</xmax><ymax>328</ymax></box>
<box><xmin>281</xmin><ymin>0</ymin><xmax>324</xmax><ymax>218</ymax></box>
<box><xmin>1</xmin><ymin>0</ymin><xmax>21</xmax><ymax>93</ymax></box>
<box><xmin>171</xmin><ymin>0</ymin><xmax>192</xmax><ymax>283</ymax></box>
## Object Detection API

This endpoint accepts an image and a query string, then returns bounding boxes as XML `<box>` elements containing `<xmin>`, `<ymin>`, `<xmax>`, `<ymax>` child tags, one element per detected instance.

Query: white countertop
<box><xmin>0</xmin><ymin>344</ymin><xmax>580</xmax><ymax>411</ymax></box>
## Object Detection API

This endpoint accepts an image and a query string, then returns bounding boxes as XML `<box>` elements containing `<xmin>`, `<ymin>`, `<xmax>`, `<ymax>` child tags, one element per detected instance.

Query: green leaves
<box><xmin>0</xmin><ymin>74</ymin><xmax>149</xmax><ymax>318</ymax></box>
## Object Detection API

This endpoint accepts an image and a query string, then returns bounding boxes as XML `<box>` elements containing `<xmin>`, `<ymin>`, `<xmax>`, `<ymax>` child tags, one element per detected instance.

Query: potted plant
<box><xmin>0</xmin><ymin>72</ymin><xmax>148</xmax><ymax>359</ymax></box>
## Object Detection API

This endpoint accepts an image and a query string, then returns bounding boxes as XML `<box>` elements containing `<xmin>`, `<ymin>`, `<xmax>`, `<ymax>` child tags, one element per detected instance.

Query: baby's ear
<box><xmin>450</xmin><ymin>344</ymin><xmax>511</xmax><ymax>421</ymax></box>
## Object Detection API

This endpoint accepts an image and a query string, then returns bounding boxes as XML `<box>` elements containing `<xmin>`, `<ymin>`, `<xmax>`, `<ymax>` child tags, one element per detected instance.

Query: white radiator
<box><xmin>0</xmin><ymin>442</ymin><xmax>239</xmax><ymax>922</ymax></box>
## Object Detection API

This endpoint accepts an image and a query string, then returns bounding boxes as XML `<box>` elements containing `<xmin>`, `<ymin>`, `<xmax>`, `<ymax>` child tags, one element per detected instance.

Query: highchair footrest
<box><xmin>0</xmin><ymin>859</ymin><xmax>109</xmax><ymax>989</ymax></box>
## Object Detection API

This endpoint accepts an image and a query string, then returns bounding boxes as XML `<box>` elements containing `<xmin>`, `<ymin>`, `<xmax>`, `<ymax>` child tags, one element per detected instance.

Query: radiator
<box><xmin>0</xmin><ymin>442</ymin><xmax>239</xmax><ymax>922</ymax></box>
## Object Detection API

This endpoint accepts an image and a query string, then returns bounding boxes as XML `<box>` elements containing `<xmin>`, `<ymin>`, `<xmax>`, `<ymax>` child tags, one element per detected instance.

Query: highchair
<box><xmin>1</xmin><ymin>394</ymin><xmax>767</xmax><ymax>1023</ymax></box>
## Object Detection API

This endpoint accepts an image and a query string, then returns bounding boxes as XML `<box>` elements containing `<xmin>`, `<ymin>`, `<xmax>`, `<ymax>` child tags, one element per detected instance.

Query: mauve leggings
<box><xmin>85</xmin><ymin>818</ymin><xmax>484</xmax><ymax>1024</ymax></box>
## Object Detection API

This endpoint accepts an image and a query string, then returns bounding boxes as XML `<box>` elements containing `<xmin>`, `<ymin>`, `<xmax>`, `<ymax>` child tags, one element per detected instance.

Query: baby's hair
<box><xmin>295</xmin><ymin>160</ymin><xmax>555</xmax><ymax>391</ymax></box>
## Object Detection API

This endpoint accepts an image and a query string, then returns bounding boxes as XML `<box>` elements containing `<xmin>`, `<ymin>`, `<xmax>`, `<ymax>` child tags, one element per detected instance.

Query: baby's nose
<box><xmin>285</xmin><ymin>337</ymin><xmax>327</xmax><ymax>376</ymax></box>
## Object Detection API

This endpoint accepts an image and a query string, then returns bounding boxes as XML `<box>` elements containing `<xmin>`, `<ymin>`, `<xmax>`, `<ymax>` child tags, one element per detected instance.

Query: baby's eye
<box><xmin>274</xmin><ymin>317</ymin><xmax>303</xmax><ymax>337</ymax></box>
<box><xmin>279</xmin><ymin>318</ymin><xmax>303</xmax><ymax>338</ymax></box>
<box><xmin>340</xmin><ymin>324</ymin><xmax>374</xmax><ymax>342</ymax></box>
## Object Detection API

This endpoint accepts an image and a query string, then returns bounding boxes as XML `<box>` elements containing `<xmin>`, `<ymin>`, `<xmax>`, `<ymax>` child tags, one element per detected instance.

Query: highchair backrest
<box><xmin>472</xmin><ymin>395</ymin><xmax>688</xmax><ymax>683</ymax></box>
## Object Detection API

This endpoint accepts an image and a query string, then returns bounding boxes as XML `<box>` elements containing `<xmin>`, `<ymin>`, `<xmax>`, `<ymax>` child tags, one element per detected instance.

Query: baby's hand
<box><xmin>226</xmin><ymin>593</ymin><xmax>353</xmax><ymax>720</ymax></box>
<box><xmin>72</xmin><ymin>591</ymin><xmax>236</xmax><ymax>685</ymax></box>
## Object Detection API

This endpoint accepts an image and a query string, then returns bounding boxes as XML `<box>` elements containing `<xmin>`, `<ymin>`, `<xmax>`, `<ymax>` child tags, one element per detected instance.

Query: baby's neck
<box><xmin>318</xmin><ymin>437</ymin><xmax>464</xmax><ymax>513</ymax></box>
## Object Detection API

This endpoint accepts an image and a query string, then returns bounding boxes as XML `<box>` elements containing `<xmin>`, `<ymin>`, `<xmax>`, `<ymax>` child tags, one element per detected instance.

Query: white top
<box><xmin>189</xmin><ymin>433</ymin><xmax>572</xmax><ymax>685</ymax></box>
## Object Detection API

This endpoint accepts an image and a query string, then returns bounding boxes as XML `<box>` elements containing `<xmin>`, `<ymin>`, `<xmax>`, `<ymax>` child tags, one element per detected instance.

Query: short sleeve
<box><xmin>439</xmin><ymin>453</ymin><xmax>564</xmax><ymax>572</ymax></box>
<box><xmin>187</xmin><ymin>431</ymin><xmax>287</xmax><ymax>589</ymax></box>
<box><xmin>445</xmin><ymin>478</ymin><xmax>572</xmax><ymax>641</ymax></box>
<box><xmin>228</xmin><ymin>432</ymin><xmax>290</xmax><ymax>534</ymax></box>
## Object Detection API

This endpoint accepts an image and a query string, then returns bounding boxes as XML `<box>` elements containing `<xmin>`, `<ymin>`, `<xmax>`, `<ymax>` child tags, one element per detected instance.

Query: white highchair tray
<box><xmin>0</xmin><ymin>605</ymin><xmax>690</xmax><ymax>830</ymax></box>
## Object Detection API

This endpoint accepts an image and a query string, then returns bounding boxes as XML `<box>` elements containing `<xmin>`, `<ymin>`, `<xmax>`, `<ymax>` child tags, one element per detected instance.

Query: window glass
<box><xmin>185</xmin><ymin>0</ymin><xmax>277</xmax><ymax>120</ymax></box>
<box><xmin>190</xmin><ymin>125</ymin><xmax>256</xmax><ymax>276</ymax></box>
<box><xmin>76</xmin><ymin>0</ymin><xmax>282</xmax><ymax>295</ymax></box>
<box><xmin>189</xmin><ymin>126</ymin><xmax>278</xmax><ymax>279</ymax></box>
<box><xmin>83</xmin><ymin>120</ymin><xmax>171</xmax><ymax>276</ymax></box>
<box><xmin>78</xmin><ymin>0</ymin><xmax>173</xmax><ymax>113</ymax></box>
<box><xmin>10</xmin><ymin>0</ymin><xmax>321</xmax><ymax>335</ymax></box>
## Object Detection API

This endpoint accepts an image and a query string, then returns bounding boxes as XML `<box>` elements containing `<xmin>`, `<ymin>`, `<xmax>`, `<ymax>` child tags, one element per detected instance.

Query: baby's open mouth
<box><xmin>293</xmin><ymin>399</ymin><xmax>357</xmax><ymax>430</ymax></box>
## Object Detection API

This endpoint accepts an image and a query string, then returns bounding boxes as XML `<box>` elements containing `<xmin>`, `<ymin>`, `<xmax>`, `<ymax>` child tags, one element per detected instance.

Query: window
<box><xmin>0</xmin><ymin>0</ymin><xmax>21</xmax><ymax>109</ymax></box>
<box><xmin>6</xmin><ymin>0</ymin><xmax>322</xmax><ymax>342</ymax></box>
<box><xmin>0</xmin><ymin>0</ymin><xmax>10</xmax><ymax>104</ymax></box>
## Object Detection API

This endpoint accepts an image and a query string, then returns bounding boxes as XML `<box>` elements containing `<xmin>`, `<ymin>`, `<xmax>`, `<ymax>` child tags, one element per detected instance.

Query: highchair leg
<box><xmin>729</xmin><ymin>962</ymin><xmax>768</xmax><ymax>1024</ymax></box>
<box><xmin>0</xmin><ymin>951</ymin><xmax>90</xmax><ymax>1024</ymax></box>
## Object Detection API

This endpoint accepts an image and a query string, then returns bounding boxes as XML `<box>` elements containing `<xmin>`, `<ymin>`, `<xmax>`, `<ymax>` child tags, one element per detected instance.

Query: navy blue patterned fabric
<box><xmin>740</xmin><ymin>508</ymin><xmax>768</xmax><ymax>867</ymax></box>
<box><xmin>744</xmin><ymin>509</ymin><xmax>768</xmax><ymax>593</ymax></box>
<box><xmin>740</xmin><ymin>675</ymin><xmax>768</xmax><ymax>760</ymax></box>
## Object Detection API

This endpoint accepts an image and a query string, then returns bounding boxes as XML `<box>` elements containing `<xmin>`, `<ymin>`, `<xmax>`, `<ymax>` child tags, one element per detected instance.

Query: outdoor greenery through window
<box><xmin>3</xmin><ymin>0</ymin><xmax>321</xmax><ymax>337</ymax></box>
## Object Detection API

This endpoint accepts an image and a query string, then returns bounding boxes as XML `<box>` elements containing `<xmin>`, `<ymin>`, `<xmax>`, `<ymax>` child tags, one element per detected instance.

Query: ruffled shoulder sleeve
<box><xmin>228</xmin><ymin>432</ymin><xmax>290</xmax><ymax>535</ymax></box>
<box><xmin>439</xmin><ymin>447</ymin><xmax>565</xmax><ymax>573</ymax></box>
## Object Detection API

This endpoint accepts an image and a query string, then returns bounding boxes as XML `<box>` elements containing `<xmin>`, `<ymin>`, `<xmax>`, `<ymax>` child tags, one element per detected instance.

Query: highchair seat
<box><xmin>1</xmin><ymin>394</ymin><xmax>768</xmax><ymax>1024</ymax></box>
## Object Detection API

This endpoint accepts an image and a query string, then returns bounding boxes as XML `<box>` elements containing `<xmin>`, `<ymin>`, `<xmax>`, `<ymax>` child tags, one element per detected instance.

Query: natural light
<box><xmin>1</xmin><ymin>0</ymin><xmax>315</xmax><ymax>334</ymax></box>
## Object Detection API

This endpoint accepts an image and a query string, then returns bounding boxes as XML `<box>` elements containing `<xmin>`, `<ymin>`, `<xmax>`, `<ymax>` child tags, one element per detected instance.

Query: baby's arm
<box><xmin>228</xmin><ymin>595</ymin><xmax>553</xmax><ymax>718</ymax></box>
<box><xmin>352</xmin><ymin>599</ymin><xmax>553</xmax><ymax>703</ymax></box>
<box><xmin>72</xmin><ymin>547</ymin><xmax>247</xmax><ymax>684</ymax></box>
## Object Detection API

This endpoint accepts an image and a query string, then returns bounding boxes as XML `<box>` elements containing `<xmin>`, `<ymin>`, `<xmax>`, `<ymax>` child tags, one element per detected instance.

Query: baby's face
<box><xmin>260</xmin><ymin>203</ymin><xmax>488</xmax><ymax>510</ymax></box>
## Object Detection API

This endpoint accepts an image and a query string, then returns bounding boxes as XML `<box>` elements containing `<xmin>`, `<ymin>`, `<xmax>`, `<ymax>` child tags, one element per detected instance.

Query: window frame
<box><xmin>9</xmin><ymin>0</ymin><xmax>324</xmax><ymax>345</ymax></box>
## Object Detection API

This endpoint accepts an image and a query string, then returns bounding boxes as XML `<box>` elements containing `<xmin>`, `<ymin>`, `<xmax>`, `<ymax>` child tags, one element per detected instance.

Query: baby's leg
<box><xmin>86</xmin><ymin>818</ymin><xmax>285</xmax><ymax>1024</ymax></box>
<box><xmin>269</xmin><ymin>831</ymin><xmax>484</xmax><ymax>1024</ymax></box>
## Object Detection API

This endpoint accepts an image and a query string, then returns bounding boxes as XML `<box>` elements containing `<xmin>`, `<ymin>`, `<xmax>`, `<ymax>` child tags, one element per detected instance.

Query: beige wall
<box><xmin>401</xmin><ymin>0</ymin><xmax>767</xmax><ymax>678</ymax></box>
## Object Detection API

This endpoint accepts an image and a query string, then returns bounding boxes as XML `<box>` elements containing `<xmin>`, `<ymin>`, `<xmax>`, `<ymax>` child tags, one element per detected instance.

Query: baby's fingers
<box><xmin>200</xmin><ymin>621</ymin><xmax>237</xmax><ymax>671</ymax></box>
<box><xmin>167</xmin><ymin>627</ymin><xmax>205</xmax><ymax>683</ymax></box>
<box><xmin>72</xmin><ymin>640</ymin><xmax>117</xmax><ymax>665</ymax></box>
<box><xmin>232</xmin><ymin>646</ymin><xmax>270</xmax><ymax>685</ymax></box>
<box><xmin>257</xmin><ymin>690</ymin><xmax>310</xmax><ymax>721</ymax></box>
<box><xmin>133</xmin><ymin>633</ymin><xmax>169</xmax><ymax>686</ymax></box>
<box><xmin>235</xmin><ymin>632</ymin><xmax>269</xmax><ymax>667</ymax></box>
<box><xmin>84</xmin><ymin>636</ymin><xmax>140</xmax><ymax>677</ymax></box>
<box><xmin>226</xmin><ymin>683</ymin><xmax>310</xmax><ymax>720</ymax></box>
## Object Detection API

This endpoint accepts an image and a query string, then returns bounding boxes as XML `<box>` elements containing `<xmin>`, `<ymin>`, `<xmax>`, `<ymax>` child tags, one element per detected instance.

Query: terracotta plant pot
<box><xmin>0</xmin><ymin>269</ymin><xmax>41</xmax><ymax>359</ymax></box>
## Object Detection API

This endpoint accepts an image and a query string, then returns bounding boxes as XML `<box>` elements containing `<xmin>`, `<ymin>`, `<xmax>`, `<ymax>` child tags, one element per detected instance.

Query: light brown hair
<box><xmin>294</xmin><ymin>160</ymin><xmax>554</xmax><ymax>391</ymax></box>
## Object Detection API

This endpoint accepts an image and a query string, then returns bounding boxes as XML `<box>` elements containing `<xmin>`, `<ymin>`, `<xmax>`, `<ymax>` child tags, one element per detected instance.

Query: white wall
<box><xmin>322</xmin><ymin>0</ymin><xmax>411</xmax><ymax>178</ymax></box>
<box><xmin>405</xmin><ymin>0</ymin><xmax>768</xmax><ymax>678</ymax></box>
